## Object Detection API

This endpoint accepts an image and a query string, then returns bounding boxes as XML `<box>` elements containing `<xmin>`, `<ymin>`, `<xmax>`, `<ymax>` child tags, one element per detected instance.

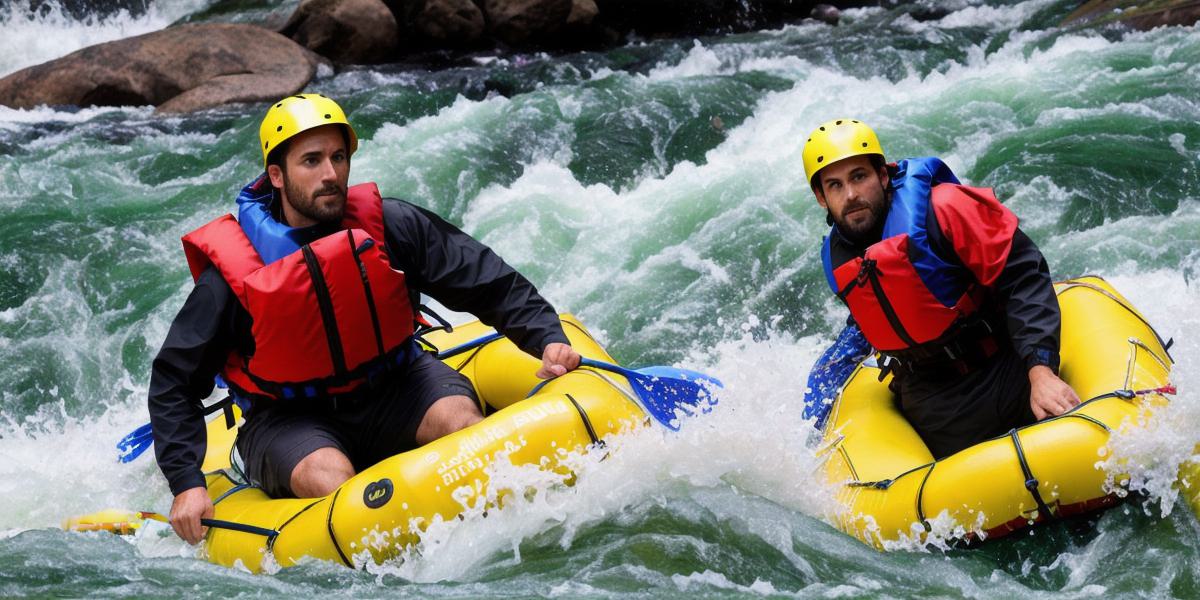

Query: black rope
<box><xmin>325</xmin><ymin>488</ymin><xmax>354</xmax><ymax>568</ymax></box>
<box><xmin>200</xmin><ymin>518</ymin><xmax>278</xmax><ymax>540</ymax></box>
<box><xmin>565</xmin><ymin>394</ymin><xmax>604</xmax><ymax>448</ymax></box>
<box><xmin>1063</xmin><ymin>412</ymin><xmax>1111</xmax><ymax>432</ymax></box>
<box><xmin>1058</xmin><ymin>280</ymin><xmax>1174</xmax><ymax>363</ymax></box>
<box><xmin>915</xmin><ymin>463</ymin><xmax>936</xmax><ymax>527</ymax></box>
<box><xmin>1008</xmin><ymin>429</ymin><xmax>1056</xmax><ymax>522</ymax></box>
<box><xmin>270</xmin><ymin>499</ymin><xmax>324</xmax><ymax>553</ymax></box>
<box><xmin>847</xmin><ymin>462</ymin><xmax>934</xmax><ymax>490</ymax></box>
<box><xmin>211</xmin><ymin>484</ymin><xmax>249</xmax><ymax>506</ymax></box>
<box><xmin>453</xmin><ymin>344</ymin><xmax>485</xmax><ymax>373</ymax></box>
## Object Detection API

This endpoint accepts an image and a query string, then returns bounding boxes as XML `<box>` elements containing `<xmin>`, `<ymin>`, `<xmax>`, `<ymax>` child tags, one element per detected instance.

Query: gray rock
<box><xmin>810</xmin><ymin>3</ymin><xmax>840</xmax><ymax>25</ymax></box>
<box><xmin>281</xmin><ymin>0</ymin><xmax>400</xmax><ymax>64</ymax></box>
<box><xmin>413</xmin><ymin>0</ymin><xmax>486</xmax><ymax>45</ymax></box>
<box><xmin>0</xmin><ymin>23</ymin><xmax>316</xmax><ymax>113</ymax></box>
<box><xmin>484</xmin><ymin>0</ymin><xmax>573</xmax><ymax>45</ymax></box>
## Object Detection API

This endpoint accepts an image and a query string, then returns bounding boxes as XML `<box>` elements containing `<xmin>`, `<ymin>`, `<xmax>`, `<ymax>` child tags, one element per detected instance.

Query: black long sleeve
<box><xmin>148</xmin><ymin>267</ymin><xmax>240</xmax><ymax>495</ymax></box>
<box><xmin>924</xmin><ymin>216</ymin><xmax>1062</xmax><ymax>372</ymax></box>
<box><xmin>991</xmin><ymin>229</ymin><xmax>1061</xmax><ymax>372</ymax></box>
<box><xmin>381</xmin><ymin>198</ymin><xmax>568</xmax><ymax>357</ymax></box>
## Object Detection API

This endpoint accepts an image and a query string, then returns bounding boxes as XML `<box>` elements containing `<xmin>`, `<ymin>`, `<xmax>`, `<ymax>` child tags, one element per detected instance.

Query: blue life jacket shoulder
<box><xmin>820</xmin><ymin>156</ymin><xmax>969</xmax><ymax>308</ymax></box>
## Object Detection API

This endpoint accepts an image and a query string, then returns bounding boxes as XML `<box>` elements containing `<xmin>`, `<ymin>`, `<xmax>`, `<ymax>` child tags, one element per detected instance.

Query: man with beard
<box><xmin>800</xmin><ymin>118</ymin><xmax>1079</xmax><ymax>458</ymax></box>
<box><xmin>149</xmin><ymin>94</ymin><xmax>581</xmax><ymax>544</ymax></box>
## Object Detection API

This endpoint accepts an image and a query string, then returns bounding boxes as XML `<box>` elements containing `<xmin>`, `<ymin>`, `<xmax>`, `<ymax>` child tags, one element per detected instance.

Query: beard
<box><xmin>284</xmin><ymin>177</ymin><xmax>346</xmax><ymax>225</ymax></box>
<box><xmin>832</xmin><ymin>193</ymin><xmax>888</xmax><ymax>245</ymax></box>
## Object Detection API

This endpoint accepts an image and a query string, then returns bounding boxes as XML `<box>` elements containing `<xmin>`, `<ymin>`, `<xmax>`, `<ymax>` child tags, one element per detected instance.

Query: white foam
<box><xmin>350</xmin><ymin>326</ymin><xmax>834</xmax><ymax>582</ymax></box>
<box><xmin>647</xmin><ymin>40</ymin><xmax>728</xmax><ymax>80</ymax></box>
<box><xmin>0</xmin><ymin>104</ymin><xmax>152</xmax><ymax>127</ymax></box>
<box><xmin>0</xmin><ymin>1</ymin><xmax>212</xmax><ymax>79</ymax></box>
<box><xmin>1094</xmin><ymin>271</ymin><xmax>1199</xmax><ymax>516</ymax></box>
<box><xmin>938</xmin><ymin>0</ymin><xmax>1057</xmax><ymax>30</ymax></box>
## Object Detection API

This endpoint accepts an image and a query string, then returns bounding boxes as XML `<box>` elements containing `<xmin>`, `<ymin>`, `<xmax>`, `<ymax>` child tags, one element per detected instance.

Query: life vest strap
<box><xmin>881</xmin><ymin>312</ymin><xmax>1005</xmax><ymax>378</ymax></box>
<box><xmin>243</xmin><ymin>338</ymin><xmax>419</xmax><ymax>402</ymax></box>
<box><xmin>201</xmin><ymin>395</ymin><xmax>238</xmax><ymax>429</ymax></box>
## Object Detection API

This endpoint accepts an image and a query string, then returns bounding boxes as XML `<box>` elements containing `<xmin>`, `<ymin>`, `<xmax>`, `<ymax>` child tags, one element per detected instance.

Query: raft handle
<box><xmin>1009</xmin><ymin>429</ymin><xmax>1057</xmax><ymax>522</ymax></box>
<box><xmin>135</xmin><ymin>511</ymin><xmax>279</xmax><ymax>540</ymax></box>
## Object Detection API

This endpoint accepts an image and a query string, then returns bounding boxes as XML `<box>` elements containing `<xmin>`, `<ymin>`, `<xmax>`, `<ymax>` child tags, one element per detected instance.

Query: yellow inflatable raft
<box><xmin>196</xmin><ymin>315</ymin><xmax>655</xmax><ymax>572</ymax></box>
<box><xmin>819</xmin><ymin>276</ymin><xmax>1181</xmax><ymax>548</ymax></box>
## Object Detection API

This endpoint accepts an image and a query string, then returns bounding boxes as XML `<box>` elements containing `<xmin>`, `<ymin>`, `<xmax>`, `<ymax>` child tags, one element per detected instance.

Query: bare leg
<box><xmin>289</xmin><ymin>447</ymin><xmax>356</xmax><ymax>498</ymax></box>
<box><xmin>415</xmin><ymin>394</ymin><xmax>484</xmax><ymax>445</ymax></box>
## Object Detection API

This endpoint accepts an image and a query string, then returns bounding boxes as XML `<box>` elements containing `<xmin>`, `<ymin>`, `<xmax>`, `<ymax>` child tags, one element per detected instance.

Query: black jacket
<box><xmin>148</xmin><ymin>198</ymin><xmax>569</xmax><ymax>495</ymax></box>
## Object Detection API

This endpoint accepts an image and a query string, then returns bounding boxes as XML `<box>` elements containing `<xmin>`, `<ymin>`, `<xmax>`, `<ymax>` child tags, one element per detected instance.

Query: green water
<box><xmin>1</xmin><ymin>0</ymin><xmax>1198</xmax><ymax>597</ymax></box>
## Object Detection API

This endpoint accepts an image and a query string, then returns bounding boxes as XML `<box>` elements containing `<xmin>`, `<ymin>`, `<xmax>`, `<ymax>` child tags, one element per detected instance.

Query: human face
<box><xmin>267</xmin><ymin>125</ymin><xmax>350</xmax><ymax>227</ymax></box>
<box><xmin>813</xmin><ymin>154</ymin><xmax>889</xmax><ymax>242</ymax></box>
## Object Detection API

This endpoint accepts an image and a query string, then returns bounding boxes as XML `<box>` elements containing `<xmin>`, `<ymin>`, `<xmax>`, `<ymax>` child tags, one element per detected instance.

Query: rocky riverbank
<box><xmin>2</xmin><ymin>0</ymin><xmax>1198</xmax><ymax>114</ymax></box>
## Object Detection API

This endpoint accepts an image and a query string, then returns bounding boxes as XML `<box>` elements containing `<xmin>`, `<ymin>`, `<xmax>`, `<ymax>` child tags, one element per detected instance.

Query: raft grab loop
<box><xmin>1008</xmin><ymin>429</ymin><xmax>1057</xmax><ymax>522</ymax></box>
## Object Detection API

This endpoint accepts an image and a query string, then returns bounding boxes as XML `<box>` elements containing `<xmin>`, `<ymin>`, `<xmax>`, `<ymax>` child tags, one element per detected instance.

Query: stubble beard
<box><xmin>833</xmin><ymin>195</ymin><xmax>888</xmax><ymax>245</ymax></box>
<box><xmin>284</xmin><ymin>176</ymin><xmax>346</xmax><ymax>225</ymax></box>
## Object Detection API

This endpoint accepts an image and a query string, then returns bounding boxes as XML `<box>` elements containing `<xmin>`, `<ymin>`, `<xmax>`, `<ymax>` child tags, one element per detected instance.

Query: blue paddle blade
<box><xmin>578</xmin><ymin>358</ymin><xmax>721</xmax><ymax>431</ymax></box>
<box><xmin>626</xmin><ymin>367</ymin><xmax>721</xmax><ymax>430</ymax></box>
<box><xmin>116</xmin><ymin>422</ymin><xmax>154</xmax><ymax>463</ymax></box>
<box><xmin>634</xmin><ymin>366</ymin><xmax>723</xmax><ymax>389</ymax></box>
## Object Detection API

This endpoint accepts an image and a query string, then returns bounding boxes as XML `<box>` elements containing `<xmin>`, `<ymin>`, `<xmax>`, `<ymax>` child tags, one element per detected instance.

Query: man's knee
<box><xmin>290</xmin><ymin>447</ymin><xmax>355</xmax><ymax>498</ymax></box>
<box><xmin>415</xmin><ymin>395</ymin><xmax>483</xmax><ymax>445</ymax></box>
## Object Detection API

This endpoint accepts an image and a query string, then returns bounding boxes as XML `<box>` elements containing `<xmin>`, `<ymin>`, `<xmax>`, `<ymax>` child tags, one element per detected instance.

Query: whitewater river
<box><xmin>0</xmin><ymin>0</ymin><xmax>1197</xmax><ymax>596</ymax></box>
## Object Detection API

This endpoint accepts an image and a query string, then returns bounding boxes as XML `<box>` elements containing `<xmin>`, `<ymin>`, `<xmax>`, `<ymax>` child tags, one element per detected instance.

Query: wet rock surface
<box><xmin>0</xmin><ymin>23</ymin><xmax>317</xmax><ymax>113</ymax></box>
<box><xmin>281</xmin><ymin>0</ymin><xmax>400</xmax><ymax>64</ymax></box>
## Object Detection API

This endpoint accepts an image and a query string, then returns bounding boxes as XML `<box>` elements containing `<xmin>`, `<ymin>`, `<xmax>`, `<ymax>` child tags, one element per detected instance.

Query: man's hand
<box><xmin>170</xmin><ymin>486</ymin><xmax>213</xmax><ymax>545</ymax></box>
<box><xmin>1029</xmin><ymin>365</ymin><xmax>1080</xmax><ymax>420</ymax></box>
<box><xmin>536</xmin><ymin>342</ymin><xmax>581</xmax><ymax>379</ymax></box>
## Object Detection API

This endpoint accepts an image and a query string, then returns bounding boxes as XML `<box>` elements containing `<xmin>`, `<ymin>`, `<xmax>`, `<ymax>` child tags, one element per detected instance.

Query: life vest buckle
<box><xmin>856</xmin><ymin>258</ymin><xmax>876</xmax><ymax>286</ymax></box>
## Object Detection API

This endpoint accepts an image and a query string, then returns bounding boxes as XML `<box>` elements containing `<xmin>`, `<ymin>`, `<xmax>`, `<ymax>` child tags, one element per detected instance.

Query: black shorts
<box><xmin>896</xmin><ymin>347</ymin><xmax>1037</xmax><ymax>459</ymax></box>
<box><xmin>235</xmin><ymin>352</ymin><xmax>478</xmax><ymax>498</ymax></box>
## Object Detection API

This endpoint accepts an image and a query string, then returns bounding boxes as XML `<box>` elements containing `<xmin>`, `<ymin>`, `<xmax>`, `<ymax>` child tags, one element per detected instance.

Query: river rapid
<box><xmin>0</xmin><ymin>0</ymin><xmax>1198</xmax><ymax>597</ymax></box>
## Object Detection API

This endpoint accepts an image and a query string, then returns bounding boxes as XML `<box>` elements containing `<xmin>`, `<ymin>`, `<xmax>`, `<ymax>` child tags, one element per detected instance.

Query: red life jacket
<box><xmin>181</xmin><ymin>183</ymin><xmax>417</xmax><ymax>400</ymax></box>
<box><xmin>822</xmin><ymin>158</ymin><xmax>1016</xmax><ymax>353</ymax></box>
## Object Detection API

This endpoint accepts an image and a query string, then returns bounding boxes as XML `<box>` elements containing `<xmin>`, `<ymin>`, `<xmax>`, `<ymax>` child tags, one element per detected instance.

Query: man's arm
<box><xmin>380</xmin><ymin>199</ymin><xmax>572</xmax><ymax>362</ymax></box>
<box><xmin>992</xmin><ymin>229</ymin><xmax>1060</xmax><ymax>372</ymax></box>
<box><xmin>993</xmin><ymin>230</ymin><xmax>1079</xmax><ymax>418</ymax></box>
<box><xmin>929</xmin><ymin>186</ymin><xmax>1079</xmax><ymax>418</ymax></box>
<box><xmin>148</xmin><ymin>267</ymin><xmax>237</xmax><ymax>542</ymax></box>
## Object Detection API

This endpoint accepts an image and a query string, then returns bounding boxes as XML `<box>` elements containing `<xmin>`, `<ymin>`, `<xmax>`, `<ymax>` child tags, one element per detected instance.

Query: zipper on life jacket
<box><xmin>302</xmin><ymin>244</ymin><xmax>348</xmax><ymax>377</ymax></box>
<box><xmin>860</xmin><ymin>258</ymin><xmax>919</xmax><ymax>348</ymax></box>
<box><xmin>347</xmin><ymin>231</ymin><xmax>387</xmax><ymax>360</ymax></box>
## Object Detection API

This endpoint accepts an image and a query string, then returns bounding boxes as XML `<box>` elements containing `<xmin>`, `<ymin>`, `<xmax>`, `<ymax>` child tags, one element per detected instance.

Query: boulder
<box><xmin>280</xmin><ymin>0</ymin><xmax>400</xmax><ymax>64</ymax></box>
<box><xmin>1123</xmin><ymin>3</ymin><xmax>1200</xmax><ymax>29</ymax></box>
<box><xmin>412</xmin><ymin>0</ymin><xmax>486</xmax><ymax>45</ymax></box>
<box><xmin>0</xmin><ymin>23</ymin><xmax>316</xmax><ymax>114</ymax></box>
<box><xmin>483</xmin><ymin>0</ymin><xmax>573</xmax><ymax>45</ymax></box>
<box><xmin>810</xmin><ymin>3</ymin><xmax>840</xmax><ymax>25</ymax></box>
<box><xmin>1061</xmin><ymin>0</ymin><xmax>1200</xmax><ymax>30</ymax></box>
<box><xmin>566</xmin><ymin>0</ymin><xmax>599</xmax><ymax>27</ymax></box>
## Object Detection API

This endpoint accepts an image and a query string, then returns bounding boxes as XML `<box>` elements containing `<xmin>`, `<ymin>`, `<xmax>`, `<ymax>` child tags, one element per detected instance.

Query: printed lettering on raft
<box><xmin>441</xmin><ymin>457</ymin><xmax>486</xmax><ymax>486</ymax></box>
<box><xmin>435</xmin><ymin>400</ymin><xmax>572</xmax><ymax>486</ymax></box>
<box><xmin>512</xmin><ymin>399</ymin><xmax>570</xmax><ymax>429</ymax></box>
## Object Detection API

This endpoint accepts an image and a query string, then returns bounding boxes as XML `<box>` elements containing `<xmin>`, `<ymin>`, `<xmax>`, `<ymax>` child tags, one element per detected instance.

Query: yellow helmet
<box><xmin>802</xmin><ymin>118</ymin><xmax>884</xmax><ymax>185</ymax></box>
<box><xmin>259</xmin><ymin>93</ymin><xmax>359</xmax><ymax>168</ymax></box>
